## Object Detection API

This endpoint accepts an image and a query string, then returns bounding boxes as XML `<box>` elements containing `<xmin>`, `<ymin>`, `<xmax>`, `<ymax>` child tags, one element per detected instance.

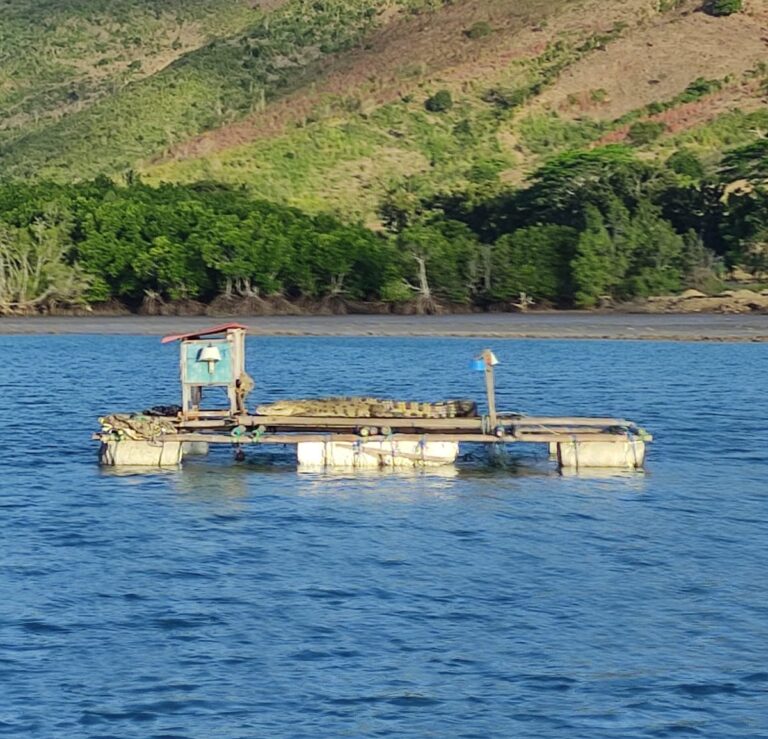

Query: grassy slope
<box><xmin>1</xmin><ymin>0</ymin><xmax>766</xmax><ymax>222</ymax></box>
<box><xmin>0</xmin><ymin>0</ymin><xmax>442</xmax><ymax>180</ymax></box>
<box><xmin>516</xmin><ymin>2</ymin><xmax>768</xmax><ymax>160</ymax></box>
<box><xmin>0</xmin><ymin>0</ymin><xmax>260</xmax><ymax>147</ymax></box>
<box><xmin>144</xmin><ymin>0</ymin><xmax>622</xmax><ymax>219</ymax></box>
<box><xmin>144</xmin><ymin>0</ymin><xmax>768</xmax><ymax>221</ymax></box>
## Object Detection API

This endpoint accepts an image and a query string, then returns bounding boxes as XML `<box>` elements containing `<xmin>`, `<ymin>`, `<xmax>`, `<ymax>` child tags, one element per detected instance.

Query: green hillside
<box><xmin>2</xmin><ymin>0</ymin><xmax>766</xmax><ymax>221</ymax></box>
<box><xmin>142</xmin><ymin>0</ymin><xmax>768</xmax><ymax>223</ymax></box>
<box><xmin>0</xmin><ymin>0</ymin><xmax>445</xmax><ymax>180</ymax></box>
<box><xmin>0</xmin><ymin>0</ymin><xmax>258</xmax><ymax>150</ymax></box>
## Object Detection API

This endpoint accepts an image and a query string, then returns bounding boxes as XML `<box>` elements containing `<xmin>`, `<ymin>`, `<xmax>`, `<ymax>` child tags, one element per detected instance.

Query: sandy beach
<box><xmin>1</xmin><ymin>312</ymin><xmax>767</xmax><ymax>341</ymax></box>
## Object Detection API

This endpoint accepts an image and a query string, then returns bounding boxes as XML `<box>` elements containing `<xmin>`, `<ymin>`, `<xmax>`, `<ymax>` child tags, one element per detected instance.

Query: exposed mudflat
<box><xmin>2</xmin><ymin>312</ymin><xmax>768</xmax><ymax>341</ymax></box>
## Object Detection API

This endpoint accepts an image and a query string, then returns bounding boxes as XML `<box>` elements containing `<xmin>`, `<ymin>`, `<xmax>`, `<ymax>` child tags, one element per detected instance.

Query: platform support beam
<box><xmin>481</xmin><ymin>349</ymin><xmax>498</xmax><ymax>428</ymax></box>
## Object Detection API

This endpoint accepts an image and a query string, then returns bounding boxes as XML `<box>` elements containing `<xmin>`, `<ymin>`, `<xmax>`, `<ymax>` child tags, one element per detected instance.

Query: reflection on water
<box><xmin>297</xmin><ymin>465</ymin><xmax>461</xmax><ymax>480</ymax></box>
<box><xmin>558</xmin><ymin>466</ymin><xmax>647</xmax><ymax>481</ymax></box>
<box><xmin>99</xmin><ymin>466</ymin><xmax>181</xmax><ymax>479</ymax></box>
<box><xmin>169</xmin><ymin>463</ymin><xmax>252</xmax><ymax>504</ymax></box>
<box><xmin>100</xmin><ymin>436</ymin><xmax>649</xmax><ymax>514</ymax></box>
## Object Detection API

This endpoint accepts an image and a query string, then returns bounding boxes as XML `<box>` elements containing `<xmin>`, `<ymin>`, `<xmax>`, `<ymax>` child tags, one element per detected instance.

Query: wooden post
<box><xmin>483</xmin><ymin>349</ymin><xmax>497</xmax><ymax>428</ymax></box>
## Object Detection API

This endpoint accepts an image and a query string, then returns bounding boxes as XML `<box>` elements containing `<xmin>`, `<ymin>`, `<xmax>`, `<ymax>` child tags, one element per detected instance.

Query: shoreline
<box><xmin>1</xmin><ymin>313</ymin><xmax>767</xmax><ymax>342</ymax></box>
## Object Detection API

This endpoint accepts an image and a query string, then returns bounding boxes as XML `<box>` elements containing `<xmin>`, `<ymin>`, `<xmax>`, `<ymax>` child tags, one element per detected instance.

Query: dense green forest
<box><xmin>1</xmin><ymin>142</ymin><xmax>765</xmax><ymax>314</ymax></box>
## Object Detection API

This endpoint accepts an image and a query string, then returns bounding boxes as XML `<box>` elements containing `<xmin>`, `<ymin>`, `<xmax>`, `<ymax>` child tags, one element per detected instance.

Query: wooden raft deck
<box><xmin>162</xmin><ymin>413</ymin><xmax>648</xmax><ymax>446</ymax></box>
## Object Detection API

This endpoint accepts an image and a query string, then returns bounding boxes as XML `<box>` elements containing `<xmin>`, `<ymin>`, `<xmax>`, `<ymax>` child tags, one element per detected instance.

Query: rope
<box><xmin>628</xmin><ymin>431</ymin><xmax>639</xmax><ymax>469</ymax></box>
<box><xmin>571</xmin><ymin>434</ymin><xmax>579</xmax><ymax>472</ymax></box>
<box><xmin>323</xmin><ymin>435</ymin><xmax>331</xmax><ymax>467</ymax></box>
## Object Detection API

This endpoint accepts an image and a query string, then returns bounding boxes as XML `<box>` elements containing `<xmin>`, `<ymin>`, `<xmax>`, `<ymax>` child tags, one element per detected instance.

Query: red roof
<box><xmin>161</xmin><ymin>322</ymin><xmax>248</xmax><ymax>344</ymax></box>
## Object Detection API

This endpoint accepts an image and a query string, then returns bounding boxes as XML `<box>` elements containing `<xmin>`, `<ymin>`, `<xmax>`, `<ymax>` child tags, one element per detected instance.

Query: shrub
<box><xmin>481</xmin><ymin>85</ymin><xmax>531</xmax><ymax>110</ymax></box>
<box><xmin>380</xmin><ymin>279</ymin><xmax>411</xmax><ymax>303</ymax></box>
<box><xmin>679</xmin><ymin>77</ymin><xmax>722</xmax><ymax>103</ymax></box>
<box><xmin>666</xmin><ymin>149</ymin><xmax>705</xmax><ymax>179</ymax></box>
<box><xmin>519</xmin><ymin>113</ymin><xmax>605</xmax><ymax>154</ymax></box>
<box><xmin>704</xmin><ymin>0</ymin><xmax>743</xmax><ymax>16</ymax></box>
<box><xmin>465</xmin><ymin>21</ymin><xmax>492</xmax><ymax>39</ymax></box>
<box><xmin>453</xmin><ymin>119</ymin><xmax>472</xmax><ymax>138</ymax></box>
<box><xmin>627</xmin><ymin>120</ymin><xmax>666</xmax><ymax>145</ymax></box>
<box><xmin>468</xmin><ymin>159</ymin><xmax>502</xmax><ymax>183</ymax></box>
<box><xmin>424</xmin><ymin>89</ymin><xmax>453</xmax><ymax>113</ymax></box>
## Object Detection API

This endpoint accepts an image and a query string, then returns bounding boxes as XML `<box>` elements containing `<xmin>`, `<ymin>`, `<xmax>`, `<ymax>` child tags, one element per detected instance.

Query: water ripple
<box><xmin>1</xmin><ymin>336</ymin><xmax>767</xmax><ymax>737</ymax></box>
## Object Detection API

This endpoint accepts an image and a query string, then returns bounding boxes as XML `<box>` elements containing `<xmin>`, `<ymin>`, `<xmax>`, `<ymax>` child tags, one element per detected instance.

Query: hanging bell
<box><xmin>199</xmin><ymin>344</ymin><xmax>222</xmax><ymax>374</ymax></box>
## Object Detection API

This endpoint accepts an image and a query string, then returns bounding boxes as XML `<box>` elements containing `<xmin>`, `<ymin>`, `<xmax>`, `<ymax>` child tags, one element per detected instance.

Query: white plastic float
<box><xmin>100</xmin><ymin>439</ymin><xmax>183</xmax><ymax>467</ymax></box>
<box><xmin>296</xmin><ymin>440</ymin><xmax>459</xmax><ymax>469</ymax></box>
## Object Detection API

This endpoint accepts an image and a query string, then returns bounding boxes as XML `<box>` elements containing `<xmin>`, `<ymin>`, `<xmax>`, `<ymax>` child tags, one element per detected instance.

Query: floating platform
<box><xmin>97</xmin><ymin>411</ymin><xmax>650</xmax><ymax>472</ymax></box>
<box><xmin>94</xmin><ymin>324</ymin><xmax>651</xmax><ymax>472</ymax></box>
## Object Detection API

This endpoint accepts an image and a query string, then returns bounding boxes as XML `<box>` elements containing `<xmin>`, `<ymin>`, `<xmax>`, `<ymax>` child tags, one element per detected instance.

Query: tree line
<box><xmin>0</xmin><ymin>142</ymin><xmax>765</xmax><ymax>313</ymax></box>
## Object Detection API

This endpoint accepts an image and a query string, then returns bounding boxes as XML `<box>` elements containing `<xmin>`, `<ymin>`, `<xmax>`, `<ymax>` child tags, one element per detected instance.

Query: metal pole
<box><xmin>483</xmin><ymin>349</ymin><xmax>497</xmax><ymax>428</ymax></box>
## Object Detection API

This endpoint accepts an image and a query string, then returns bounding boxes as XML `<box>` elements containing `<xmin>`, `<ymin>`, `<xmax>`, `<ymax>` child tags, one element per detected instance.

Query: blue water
<box><xmin>1</xmin><ymin>335</ymin><xmax>767</xmax><ymax>738</ymax></box>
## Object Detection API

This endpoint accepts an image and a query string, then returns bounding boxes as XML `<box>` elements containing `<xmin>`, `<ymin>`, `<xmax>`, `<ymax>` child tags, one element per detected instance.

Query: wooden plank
<box><xmin>179</xmin><ymin>419</ymin><xmax>231</xmax><ymax>428</ymax></box>
<box><xmin>239</xmin><ymin>414</ymin><xmax>629</xmax><ymax>428</ymax></box>
<box><xmin>238</xmin><ymin>414</ymin><xmax>485</xmax><ymax>430</ymax></box>
<box><xmin>146</xmin><ymin>416</ymin><xmax>637</xmax><ymax>442</ymax></box>
<box><xmin>163</xmin><ymin>431</ymin><xmax>631</xmax><ymax>445</ymax></box>
<box><xmin>166</xmin><ymin>433</ymin><xmax>494</xmax><ymax>444</ymax></box>
<box><xmin>511</xmin><ymin>417</ymin><xmax>631</xmax><ymax>427</ymax></box>
<box><xmin>177</xmin><ymin>414</ymin><xmax>632</xmax><ymax>432</ymax></box>
<box><xmin>484</xmin><ymin>358</ymin><xmax>497</xmax><ymax>427</ymax></box>
<box><xmin>109</xmin><ymin>415</ymin><xmax>632</xmax><ymax>432</ymax></box>
<box><xmin>510</xmin><ymin>433</ymin><xmax>630</xmax><ymax>443</ymax></box>
<box><xmin>509</xmin><ymin>425</ymin><xmax>627</xmax><ymax>434</ymax></box>
<box><xmin>183</xmin><ymin>411</ymin><xmax>232</xmax><ymax>420</ymax></box>
<box><xmin>161</xmin><ymin>322</ymin><xmax>248</xmax><ymax>344</ymax></box>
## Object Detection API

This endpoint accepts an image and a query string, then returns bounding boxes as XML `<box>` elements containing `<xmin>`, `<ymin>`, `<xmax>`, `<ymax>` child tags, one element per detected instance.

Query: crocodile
<box><xmin>255</xmin><ymin>397</ymin><xmax>477</xmax><ymax>419</ymax></box>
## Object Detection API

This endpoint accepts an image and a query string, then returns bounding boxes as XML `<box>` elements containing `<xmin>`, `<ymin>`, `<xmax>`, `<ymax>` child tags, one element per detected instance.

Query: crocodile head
<box><xmin>450</xmin><ymin>399</ymin><xmax>479</xmax><ymax>417</ymax></box>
